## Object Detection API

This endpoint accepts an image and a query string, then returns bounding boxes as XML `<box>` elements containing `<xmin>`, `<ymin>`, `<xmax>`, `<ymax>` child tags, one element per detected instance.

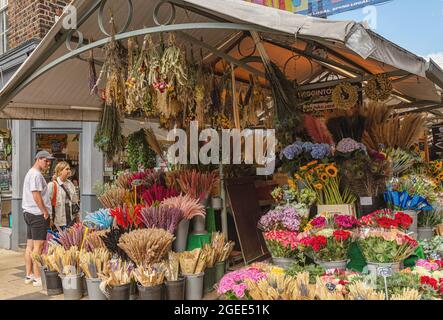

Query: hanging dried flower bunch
<box><xmin>332</xmin><ymin>82</ymin><xmax>358</xmax><ymax>110</ymax></box>
<box><xmin>125</xmin><ymin>36</ymin><xmax>155</xmax><ymax>116</ymax></box>
<box><xmin>118</xmin><ymin>228</ymin><xmax>174</xmax><ymax>266</ymax></box>
<box><xmin>364</xmin><ymin>74</ymin><xmax>392</xmax><ymax>102</ymax></box>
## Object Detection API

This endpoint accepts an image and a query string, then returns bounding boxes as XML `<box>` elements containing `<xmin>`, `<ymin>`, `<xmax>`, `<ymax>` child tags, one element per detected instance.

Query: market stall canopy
<box><xmin>0</xmin><ymin>0</ymin><xmax>442</xmax><ymax>122</ymax></box>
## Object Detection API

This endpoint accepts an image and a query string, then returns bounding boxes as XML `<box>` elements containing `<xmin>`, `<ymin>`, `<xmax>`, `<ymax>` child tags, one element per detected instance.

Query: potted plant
<box><xmin>298</xmin><ymin>229</ymin><xmax>354</xmax><ymax>271</ymax></box>
<box><xmin>357</xmin><ymin>228</ymin><xmax>419</xmax><ymax>275</ymax></box>
<box><xmin>258</xmin><ymin>204</ymin><xmax>302</xmax><ymax>268</ymax></box>
<box><xmin>418</xmin><ymin>208</ymin><xmax>443</xmax><ymax>241</ymax></box>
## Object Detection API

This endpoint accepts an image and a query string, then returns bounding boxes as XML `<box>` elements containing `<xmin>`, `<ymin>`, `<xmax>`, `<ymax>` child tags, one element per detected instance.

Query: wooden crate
<box><xmin>317</xmin><ymin>204</ymin><xmax>356</xmax><ymax>216</ymax></box>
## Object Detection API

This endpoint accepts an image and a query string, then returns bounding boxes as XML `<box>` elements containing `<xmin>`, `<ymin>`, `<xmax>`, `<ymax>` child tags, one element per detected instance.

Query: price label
<box><xmin>325</xmin><ymin>282</ymin><xmax>336</xmax><ymax>291</ymax></box>
<box><xmin>360</xmin><ymin>197</ymin><xmax>373</xmax><ymax>206</ymax></box>
<box><xmin>131</xmin><ymin>179</ymin><xmax>143</xmax><ymax>186</ymax></box>
<box><xmin>377</xmin><ymin>266</ymin><xmax>393</xmax><ymax>277</ymax></box>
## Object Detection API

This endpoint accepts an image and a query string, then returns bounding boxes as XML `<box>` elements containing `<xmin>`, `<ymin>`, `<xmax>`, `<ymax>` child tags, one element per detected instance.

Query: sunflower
<box><xmin>306</xmin><ymin>174</ymin><xmax>313</xmax><ymax>182</ymax></box>
<box><xmin>300</xmin><ymin>166</ymin><xmax>308</xmax><ymax>171</ymax></box>
<box><xmin>294</xmin><ymin>174</ymin><xmax>302</xmax><ymax>181</ymax></box>
<box><xmin>314</xmin><ymin>183</ymin><xmax>323</xmax><ymax>190</ymax></box>
<box><xmin>325</xmin><ymin>164</ymin><xmax>338</xmax><ymax>178</ymax></box>
<box><xmin>307</xmin><ymin>160</ymin><xmax>318</xmax><ymax>168</ymax></box>
<box><xmin>436</xmin><ymin>162</ymin><xmax>443</xmax><ymax>169</ymax></box>
<box><xmin>320</xmin><ymin>173</ymin><xmax>328</xmax><ymax>182</ymax></box>
<box><xmin>288</xmin><ymin>179</ymin><xmax>297</xmax><ymax>189</ymax></box>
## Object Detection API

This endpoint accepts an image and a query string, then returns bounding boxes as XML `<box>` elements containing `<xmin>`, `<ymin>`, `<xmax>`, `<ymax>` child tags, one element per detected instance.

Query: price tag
<box><xmin>325</xmin><ymin>282</ymin><xmax>336</xmax><ymax>292</ymax></box>
<box><xmin>131</xmin><ymin>179</ymin><xmax>143</xmax><ymax>186</ymax></box>
<box><xmin>377</xmin><ymin>266</ymin><xmax>393</xmax><ymax>277</ymax></box>
<box><xmin>360</xmin><ymin>197</ymin><xmax>373</xmax><ymax>206</ymax></box>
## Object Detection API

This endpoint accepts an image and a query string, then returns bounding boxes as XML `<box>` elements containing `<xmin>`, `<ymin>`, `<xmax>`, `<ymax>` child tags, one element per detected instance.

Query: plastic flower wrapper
<box><xmin>357</xmin><ymin>228</ymin><xmax>418</xmax><ymax>263</ymax></box>
<box><xmin>263</xmin><ymin>230</ymin><xmax>300</xmax><ymax>258</ymax></box>
<box><xmin>258</xmin><ymin>205</ymin><xmax>301</xmax><ymax>232</ymax></box>
<box><xmin>216</xmin><ymin>267</ymin><xmax>268</xmax><ymax>300</ymax></box>
<box><xmin>305</xmin><ymin>213</ymin><xmax>359</xmax><ymax>231</ymax></box>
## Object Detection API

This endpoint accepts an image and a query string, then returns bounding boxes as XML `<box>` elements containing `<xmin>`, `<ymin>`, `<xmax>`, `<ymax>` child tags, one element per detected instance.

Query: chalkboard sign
<box><xmin>432</xmin><ymin>125</ymin><xmax>443</xmax><ymax>159</ymax></box>
<box><xmin>225</xmin><ymin>177</ymin><xmax>269</xmax><ymax>264</ymax></box>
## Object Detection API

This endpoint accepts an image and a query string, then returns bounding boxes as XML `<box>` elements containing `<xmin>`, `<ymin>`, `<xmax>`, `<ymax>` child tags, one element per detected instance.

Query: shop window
<box><xmin>0</xmin><ymin>0</ymin><xmax>7</xmax><ymax>56</ymax></box>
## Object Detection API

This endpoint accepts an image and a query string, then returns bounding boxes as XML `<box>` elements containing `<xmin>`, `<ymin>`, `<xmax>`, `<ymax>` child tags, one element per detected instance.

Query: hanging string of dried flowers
<box><xmin>88</xmin><ymin>48</ymin><xmax>98</xmax><ymax>96</ymax></box>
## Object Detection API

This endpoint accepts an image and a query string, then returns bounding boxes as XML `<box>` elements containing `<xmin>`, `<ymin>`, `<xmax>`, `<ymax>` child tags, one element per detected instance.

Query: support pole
<box><xmin>219</xmin><ymin>135</ymin><xmax>228</xmax><ymax>239</ymax></box>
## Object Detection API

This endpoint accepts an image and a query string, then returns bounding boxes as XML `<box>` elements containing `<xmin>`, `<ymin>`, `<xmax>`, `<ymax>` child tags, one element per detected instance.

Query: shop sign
<box><xmin>432</xmin><ymin>124</ymin><xmax>443</xmax><ymax>158</ymax></box>
<box><xmin>244</xmin><ymin>0</ymin><xmax>390</xmax><ymax>17</ymax></box>
<box><xmin>299</xmin><ymin>84</ymin><xmax>361</xmax><ymax>113</ymax></box>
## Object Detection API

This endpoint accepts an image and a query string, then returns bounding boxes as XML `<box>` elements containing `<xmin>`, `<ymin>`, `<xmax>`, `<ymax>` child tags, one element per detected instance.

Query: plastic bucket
<box><xmin>165</xmin><ymin>278</ymin><xmax>185</xmax><ymax>300</ymax></box>
<box><xmin>44</xmin><ymin>270</ymin><xmax>63</xmax><ymax>296</ymax></box>
<box><xmin>402</xmin><ymin>210</ymin><xmax>418</xmax><ymax>239</ymax></box>
<box><xmin>317</xmin><ymin>260</ymin><xmax>347</xmax><ymax>271</ymax></box>
<box><xmin>174</xmin><ymin>219</ymin><xmax>190</xmax><ymax>252</ymax></box>
<box><xmin>417</xmin><ymin>227</ymin><xmax>434</xmax><ymax>241</ymax></box>
<box><xmin>271</xmin><ymin>257</ymin><xmax>296</xmax><ymax>269</ymax></box>
<box><xmin>183</xmin><ymin>272</ymin><xmax>204</xmax><ymax>300</ymax></box>
<box><xmin>138</xmin><ymin>283</ymin><xmax>164</xmax><ymax>300</ymax></box>
<box><xmin>204</xmin><ymin>267</ymin><xmax>216</xmax><ymax>294</ymax></box>
<box><xmin>40</xmin><ymin>266</ymin><xmax>47</xmax><ymax>292</ymax></box>
<box><xmin>215</xmin><ymin>261</ymin><xmax>226</xmax><ymax>284</ymax></box>
<box><xmin>109</xmin><ymin>283</ymin><xmax>131</xmax><ymax>300</ymax></box>
<box><xmin>60</xmin><ymin>274</ymin><xmax>83</xmax><ymax>300</ymax></box>
<box><xmin>86</xmin><ymin>278</ymin><xmax>107</xmax><ymax>300</ymax></box>
<box><xmin>367</xmin><ymin>262</ymin><xmax>401</xmax><ymax>276</ymax></box>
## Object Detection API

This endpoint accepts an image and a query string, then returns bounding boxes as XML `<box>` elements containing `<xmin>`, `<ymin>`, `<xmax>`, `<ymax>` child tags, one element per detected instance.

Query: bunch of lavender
<box><xmin>258</xmin><ymin>205</ymin><xmax>301</xmax><ymax>232</ymax></box>
<box><xmin>139</xmin><ymin>205</ymin><xmax>184</xmax><ymax>234</ymax></box>
<box><xmin>83</xmin><ymin>209</ymin><xmax>113</xmax><ymax>230</ymax></box>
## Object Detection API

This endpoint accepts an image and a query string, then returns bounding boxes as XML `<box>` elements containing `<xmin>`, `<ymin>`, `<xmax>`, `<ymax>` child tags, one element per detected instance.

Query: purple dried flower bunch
<box><xmin>57</xmin><ymin>223</ymin><xmax>86</xmax><ymax>250</ymax></box>
<box><xmin>139</xmin><ymin>205</ymin><xmax>184</xmax><ymax>234</ymax></box>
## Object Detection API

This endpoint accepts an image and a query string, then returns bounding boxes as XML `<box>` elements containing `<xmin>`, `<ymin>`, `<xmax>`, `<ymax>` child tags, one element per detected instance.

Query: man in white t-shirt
<box><xmin>23</xmin><ymin>151</ymin><xmax>54</xmax><ymax>287</ymax></box>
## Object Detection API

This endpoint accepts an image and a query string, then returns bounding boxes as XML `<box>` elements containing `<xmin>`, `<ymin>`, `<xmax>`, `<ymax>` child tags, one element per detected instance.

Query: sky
<box><xmin>328</xmin><ymin>0</ymin><xmax>443</xmax><ymax>67</ymax></box>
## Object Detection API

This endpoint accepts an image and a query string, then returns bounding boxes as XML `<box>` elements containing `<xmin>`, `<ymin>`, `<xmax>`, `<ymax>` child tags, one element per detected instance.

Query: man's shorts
<box><xmin>24</xmin><ymin>212</ymin><xmax>49</xmax><ymax>241</ymax></box>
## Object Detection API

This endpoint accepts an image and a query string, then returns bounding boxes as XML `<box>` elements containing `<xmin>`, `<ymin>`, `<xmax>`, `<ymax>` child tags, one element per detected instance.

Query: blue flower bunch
<box><xmin>83</xmin><ymin>208</ymin><xmax>114</xmax><ymax>230</ymax></box>
<box><xmin>281</xmin><ymin>141</ymin><xmax>331</xmax><ymax>161</ymax></box>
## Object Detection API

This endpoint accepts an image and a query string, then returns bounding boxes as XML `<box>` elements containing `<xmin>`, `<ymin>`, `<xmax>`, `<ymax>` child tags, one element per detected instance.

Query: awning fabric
<box><xmin>0</xmin><ymin>0</ymin><xmax>441</xmax><ymax>121</ymax></box>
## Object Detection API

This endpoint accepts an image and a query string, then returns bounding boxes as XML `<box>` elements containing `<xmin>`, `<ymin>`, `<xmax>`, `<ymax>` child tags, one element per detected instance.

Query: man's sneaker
<box><xmin>32</xmin><ymin>278</ymin><xmax>42</xmax><ymax>287</ymax></box>
<box><xmin>24</xmin><ymin>275</ymin><xmax>34</xmax><ymax>284</ymax></box>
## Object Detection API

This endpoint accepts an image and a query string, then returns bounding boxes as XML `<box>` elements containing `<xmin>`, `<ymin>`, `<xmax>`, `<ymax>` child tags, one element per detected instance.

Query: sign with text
<box><xmin>245</xmin><ymin>0</ymin><xmax>390</xmax><ymax>17</ymax></box>
<box><xmin>432</xmin><ymin>124</ymin><xmax>443</xmax><ymax>159</ymax></box>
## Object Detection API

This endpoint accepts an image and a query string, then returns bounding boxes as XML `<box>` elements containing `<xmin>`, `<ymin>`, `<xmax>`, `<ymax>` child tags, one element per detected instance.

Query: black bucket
<box><xmin>44</xmin><ymin>270</ymin><xmax>63</xmax><ymax>296</ymax></box>
<box><xmin>109</xmin><ymin>283</ymin><xmax>131</xmax><ymax>300</ymax></box>
<box><xmin>138</xmin><ymin>283</ymin><xmax>163</xmax><ymax>300</ymax></box>
<box><xmin>164</xmin><ymin>278</ymin><xmax>185</xmax><ymax>300</ymax></box>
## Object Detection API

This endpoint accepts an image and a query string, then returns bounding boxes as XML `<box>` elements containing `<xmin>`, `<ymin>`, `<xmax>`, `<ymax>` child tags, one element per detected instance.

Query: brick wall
<box><xmin>8</xmin><ymin>0</ymin><xmax>70</xmax><ymax>50</ymax></box>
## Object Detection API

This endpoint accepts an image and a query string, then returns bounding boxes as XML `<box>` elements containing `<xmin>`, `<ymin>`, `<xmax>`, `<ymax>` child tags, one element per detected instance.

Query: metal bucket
<box><xmin>40</xmin><ymin>266</ymin><xmax>47</xmax><ymax>293</ymax></box>
<box><xmin>165</xmin><ymin>278</ymin><xmax>185</xmax><ymax>300</ymax></box>
<box><xmin>204</xmin><ymin>267</ymin><xmax>216</xmax><ymax>294</ymax></box>
<box><xmin>192</xmin><ymin>216</ymin><xmax>207</xmax><ymax>235</ymax></box>
<box><xmin>271</xmin><ymin>257</ymin><xmax>296</xmax><ymax>269</ymax></box>
<box><xmin>138</xmin><ymin>283</ymin><xmax>164</xmax><ymax>300</ymax></box>
<box><xmin>317</xmin><ymin>260</ymin><xmax>347</xmax><ymax>271</ymax></box>
<box><xmin>86</xmin><ymin>278</ymin><xmax>107</xmax><ymax>300</ymax></box>
<box><xmin>366</xmin><ymin>262</ymin><xmax>401</xmax><ymax>276</ymax></box>
<box><xmin>183</xmin><ymin>272</ymin><xmax>204</xmax><ymax>300</ymax></box>
<box><xmin>109</xmin><ymin>283</ymin><xmax>131</xmax><ymax>300</ymax></box>
<box><xmin>215</xmin><ymin>261</ymin><xmax>226</xmax><ymax>284</ymax></box>
<box><xmin>402</xmin><ymin>210</ymin><xmax>418</xmax><ymax>239</ymax></box>
<box><xmin>174</xmin><ymin>219</ymin><xmax>190</xmax><ymax>252</ymax></box>
<box><xmin>60</xmin><ymin>274</ymin><xmax>83</xmax><ymax>300</ymax></box>
<box><xmin>44</xmin><ymin>270</ymin><xmax>63</xmax><ymax>296</ymax></box>
<box><xmin>417</xmin><ymin>227</ymin><xmax>434</xmax><ymax>241</ymax></box>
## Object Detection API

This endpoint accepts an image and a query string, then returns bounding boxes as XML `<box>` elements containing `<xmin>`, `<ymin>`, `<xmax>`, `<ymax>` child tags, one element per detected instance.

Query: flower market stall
<box><xmin>1</xmin><ymin>0</ymin><xmax>443</xmax><ymax>301</ymax></box>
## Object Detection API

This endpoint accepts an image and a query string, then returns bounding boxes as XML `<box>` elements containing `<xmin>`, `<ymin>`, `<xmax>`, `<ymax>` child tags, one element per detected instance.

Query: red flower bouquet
<box><xmin>298</xmin><ymin>229</ymin><xmax>353</xmax><ymax>262</ymax></box>
<box><xmin>263</xmin><ymin>230</ymin><xmax>300</xmax><ymax>258</ymax></box>
<box><xmin>359</xmin><ymin>209</ymin><xmax>413</xmax><ymax>231</ymax></box>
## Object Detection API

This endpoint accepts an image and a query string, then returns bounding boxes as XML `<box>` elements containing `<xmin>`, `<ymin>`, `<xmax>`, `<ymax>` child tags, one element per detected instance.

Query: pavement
<box><xmin>0</xmin><ymin>248</ymin><xmax>220</xmax><ymax>300</ymax></box>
